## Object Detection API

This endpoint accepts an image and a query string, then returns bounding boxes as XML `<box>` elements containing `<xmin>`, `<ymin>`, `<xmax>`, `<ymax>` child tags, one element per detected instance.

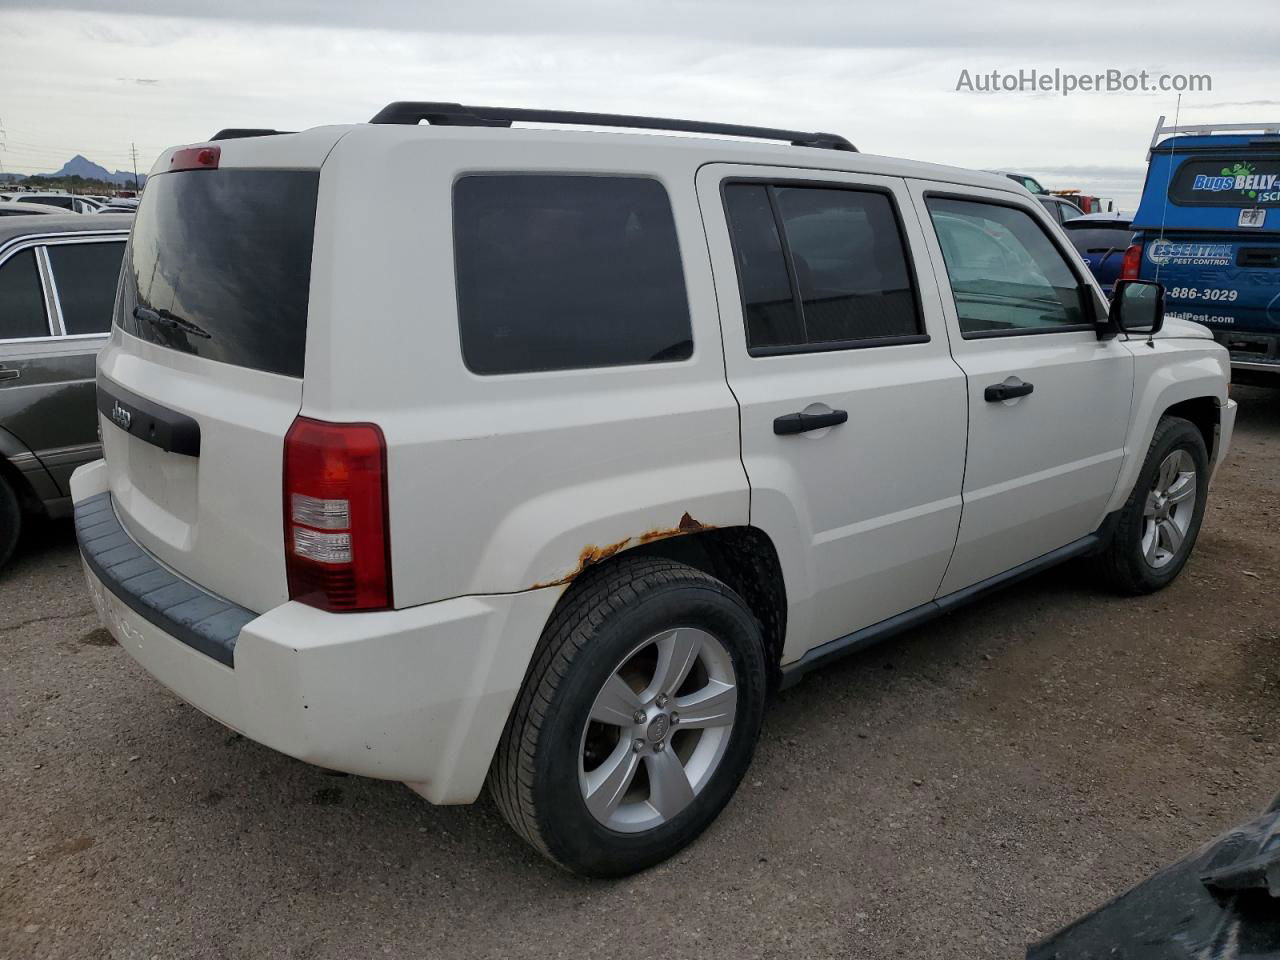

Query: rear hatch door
<box><xmin>98</xmin><ymin>131</ymin><xmax>342</xmax><ymax>613</ymax></box>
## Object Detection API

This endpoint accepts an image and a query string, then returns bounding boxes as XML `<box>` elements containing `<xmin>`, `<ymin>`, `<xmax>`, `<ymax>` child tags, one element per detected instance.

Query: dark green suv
<box><xmin>0</xmin><ymin>214</ymin><xmax>132</xmax><ymax>568</ymax></box>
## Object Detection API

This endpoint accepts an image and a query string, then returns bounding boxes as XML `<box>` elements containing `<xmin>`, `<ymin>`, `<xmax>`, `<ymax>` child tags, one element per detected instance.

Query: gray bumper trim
<box><xmin>74</xmin><ymin>492</ymin><xmax>252</xmax><ymax>667</ymax></box>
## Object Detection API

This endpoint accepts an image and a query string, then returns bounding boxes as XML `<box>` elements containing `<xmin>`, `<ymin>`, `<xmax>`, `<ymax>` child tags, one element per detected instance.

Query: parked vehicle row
<box><xmin>0</xmin><ymin>215</ymin><xmax>131</xmax><ymax>566</ymax></box>
<box><xmin>0</xmin><ymin>192</ymin><xmax>140</xmax><ymax>215</ymax></box>
<box><xmin>1</xmin><ymin>192</ymin><xmax>104</xmax><ymax>214</ymax></box>
<box><xmin>65</xmin><ymin>104</ymin><xmax>1234</xmax><ymax>877</ymax></box>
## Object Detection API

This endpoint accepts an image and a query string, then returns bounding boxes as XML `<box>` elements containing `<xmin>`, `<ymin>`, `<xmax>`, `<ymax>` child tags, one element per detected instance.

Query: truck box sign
<box><xmin>1171</xmin><ymin>157</ymin><xmax>1280</xmax><ymax>207</ymax></box>
<box><xmin>1147</xmin><ymin>240</ymin><xmax>1233</xmax><ymax>266</ymax></box>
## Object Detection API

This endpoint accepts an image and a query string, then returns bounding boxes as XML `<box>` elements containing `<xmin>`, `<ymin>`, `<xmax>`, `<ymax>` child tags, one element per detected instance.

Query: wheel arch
<box><xmin>538</xmin><ymin>526</ymin><xmax>789</xmax><ymax>689</ymax></box>
<box><xmin>1105</xmin><ymin>353</ymin><xmax>1227</xmax><ymax>516</ymax></box>
<box><xmin>0</xmin><ymin>426</ymin><xmax>51</xmax><ymax>516</ymax></box>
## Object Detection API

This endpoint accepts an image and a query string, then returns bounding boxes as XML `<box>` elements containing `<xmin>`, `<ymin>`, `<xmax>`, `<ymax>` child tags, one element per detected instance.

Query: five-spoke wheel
<box><xmin>580</xmin><ymin>627</ymin><xmax>738</xmax><ymax>832</ymax></box>
<box><xmin>491</xmin><ymin>558</ymin><xmax>767</xmax><ymax>877</ymax></box>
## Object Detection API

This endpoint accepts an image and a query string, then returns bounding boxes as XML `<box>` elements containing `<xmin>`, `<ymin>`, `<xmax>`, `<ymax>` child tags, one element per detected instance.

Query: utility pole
<box><xmin>130</xmin><ymin>141</ymin><xmax>139</xmax><ymax>191</ymax></box>
<box><xmin>0</xmin><ymin>117</ymin><xmax>6</xmax><ymax>178</ymax></box>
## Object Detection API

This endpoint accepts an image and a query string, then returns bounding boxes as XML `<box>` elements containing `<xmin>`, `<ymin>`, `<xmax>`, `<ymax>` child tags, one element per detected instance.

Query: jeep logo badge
<box><xmin>111</xmin><ymin>400</ymin><xmax>132</xmax><ymax>431</ymax></box>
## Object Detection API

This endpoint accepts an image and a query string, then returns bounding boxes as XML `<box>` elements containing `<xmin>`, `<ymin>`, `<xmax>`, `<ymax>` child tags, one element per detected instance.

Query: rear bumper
<box><xmin>71</xmin><ymin>460</ymin><xmax>558</xmax><ymax>804</ymax></box>
<box><xmin>1209</xmin><ymin>329</ymin><xmax>1280</xmax><ymax>373</ymax></box>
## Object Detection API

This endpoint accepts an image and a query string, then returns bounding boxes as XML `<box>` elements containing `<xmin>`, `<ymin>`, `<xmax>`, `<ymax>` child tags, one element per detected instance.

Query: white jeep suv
<box><xmin>73</xmin><ymin>103</ymin><xmax>1236</xmax><ymax>877</ymax></box>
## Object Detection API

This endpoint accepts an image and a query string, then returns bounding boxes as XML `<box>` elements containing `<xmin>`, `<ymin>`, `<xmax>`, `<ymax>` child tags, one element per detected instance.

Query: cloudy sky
<box><xmin>1</xmin><ymin>0</ymin><xmax>1277</xmax><ymax>210</ymax></box>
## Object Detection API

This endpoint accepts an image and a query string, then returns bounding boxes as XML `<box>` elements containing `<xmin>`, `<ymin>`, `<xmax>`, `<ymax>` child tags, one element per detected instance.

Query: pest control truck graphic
<box><xmin>1124</xmin><ymin>117</ymin><xmax>1280</xmax><ymax>382</ymax></box>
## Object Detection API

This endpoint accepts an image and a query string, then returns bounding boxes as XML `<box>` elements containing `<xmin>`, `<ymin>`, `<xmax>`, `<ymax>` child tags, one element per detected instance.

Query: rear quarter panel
<box><xmin>306</xmin><ymin>129</ymin><xmax>750</xmax><ymax>606</ymax></box>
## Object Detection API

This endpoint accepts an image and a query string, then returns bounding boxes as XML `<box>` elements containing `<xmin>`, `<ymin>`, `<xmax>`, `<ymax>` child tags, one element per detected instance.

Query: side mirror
<box><xmin>1109</xmin><ymin>279</ymin><xmax>1165</xmax><ymax>336</ymax></box>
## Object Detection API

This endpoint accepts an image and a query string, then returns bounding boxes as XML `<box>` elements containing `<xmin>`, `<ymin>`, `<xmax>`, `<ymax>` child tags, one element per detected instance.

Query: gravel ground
<box><xmin>3</xmin><ymin>386</ymin><xmax>1278</xmax><ymax>960</ymax></box>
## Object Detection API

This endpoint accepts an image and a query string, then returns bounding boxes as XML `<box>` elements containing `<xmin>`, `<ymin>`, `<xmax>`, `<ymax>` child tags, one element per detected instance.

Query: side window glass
<box><xmin>723</xmin><ymin>183</ymin><xmax>923</xmax><ymax>353</ymax></box>
<box><xmin>453</xmin><ymin>175</ymin><xmax>692</xmax><ymax>375</ymax></box>
<box><xmin>927</xmin><ymin>198</ymin><xmax>1087</xmax><ymax>337</ymax></box>
<box><xmin>46</xmin><ymin>241</ymin><xmax>125</xmax><ymax>335</ymax></box>
<box><xmin>722</xmin><ymin>185</ymin><xmax>803</xmax><ymax>348</ymax></box>
<box><xmin>0</xmin><ymin>249</ymin><xmax>50</xmax><ymax>340</ymax></box>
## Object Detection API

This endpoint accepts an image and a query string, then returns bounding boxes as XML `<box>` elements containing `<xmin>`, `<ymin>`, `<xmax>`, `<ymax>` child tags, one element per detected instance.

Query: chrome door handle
<box><xmin>0</xmin><ymin>368</ymin><xmax>19</xmax><ymax>382</ymax></box>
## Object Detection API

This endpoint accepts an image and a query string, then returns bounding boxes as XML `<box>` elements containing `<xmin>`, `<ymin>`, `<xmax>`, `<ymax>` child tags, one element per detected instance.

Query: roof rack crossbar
<box><xmin>368</xmin><ymin>101</ymin><xmax>857</xmax><ymax>152</ymax></box>
<box><xmin>1148</xmin><ymin>115</ymin><xmax>1280</xmax><ymax>156</ymax></box>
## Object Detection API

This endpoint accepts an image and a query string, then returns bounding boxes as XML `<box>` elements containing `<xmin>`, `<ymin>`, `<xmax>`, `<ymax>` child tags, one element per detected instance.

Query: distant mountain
<box><xmin>50</xmin><ymin>154</ymin><xmax>145</xmax><ymax>187</ymax></box>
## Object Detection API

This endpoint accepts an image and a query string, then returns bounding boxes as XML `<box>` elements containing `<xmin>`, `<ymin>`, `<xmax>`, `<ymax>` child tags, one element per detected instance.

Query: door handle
<box><xmin>0</xmin><ymin>368</ymin><xmax>19</xmax><ymax>382</ymax></box>
<box><xmin>773</xmin><ymin>408</ymin><xmax>849</xmax><ymax>435</ymax></box>
<box><xmin>984</xmin><ymin>378</ymin><xmax>1033</xmax><ymax>402</ymax></box>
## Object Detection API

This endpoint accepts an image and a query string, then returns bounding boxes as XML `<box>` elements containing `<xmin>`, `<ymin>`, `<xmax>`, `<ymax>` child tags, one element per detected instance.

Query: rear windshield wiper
<box><xmin>133</xmin><ymin>305</ymin><xmax>213</xmax><ymax>340</ymax></box>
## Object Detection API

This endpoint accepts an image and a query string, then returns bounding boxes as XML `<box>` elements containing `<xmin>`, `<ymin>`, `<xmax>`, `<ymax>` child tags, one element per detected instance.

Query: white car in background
<box><xmin>0</xmin><ymin>200</ymin><xmax>64</xmax><ymax>216</ymax></box>
<box><xmin>74</xmin><ymin>103</ymin><xmax>1234</xmax><ymax>877</ymax></box>
<box><xmin>4</xmin><ymin>192</ymin><xmax>101</xmax><ymax>214</ymax></box>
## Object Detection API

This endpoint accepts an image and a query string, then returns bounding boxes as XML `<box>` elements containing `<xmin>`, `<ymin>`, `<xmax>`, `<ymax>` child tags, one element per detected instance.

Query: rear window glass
<box><xmin>48</xmin><ymin>241</ymin><xmax>125</xmax><ymax>335</ymax></box>
<box><xmin>0</xmin><ymin>249</ymin><xmax>48</xmax><ymax>339</ymax></box>
<box><xmin>1063</xmin><ymin>224</ymin><xmax>1134</xmax><ymax>254</ymax></box>
<box><xmin>117</xmin><ymin>169</ymin><xmax>319</xmax><ymax>377</ymax></box>
<box><xmin>1169</xmin><ymin>156</ymin><xmax>1280</xmax><ymax>207</ymax></box>
<box><xmin>453</xmin><ymin>175</ymin><xmax>692</xmax><ymax>375</ymax></box>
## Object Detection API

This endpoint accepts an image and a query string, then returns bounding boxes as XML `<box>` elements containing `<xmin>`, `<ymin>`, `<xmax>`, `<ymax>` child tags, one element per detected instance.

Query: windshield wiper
<box><xmin>132</xmin><ymin>305</ymin><xmax>213</xmax><ymax>340</ymax></box>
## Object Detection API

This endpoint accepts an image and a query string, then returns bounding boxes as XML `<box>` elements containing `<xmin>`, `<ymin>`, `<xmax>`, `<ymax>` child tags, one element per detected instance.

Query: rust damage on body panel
<box><xmin>530</xmin><ymin>513</ymin><xmax>713</xmax><ymax>590</ymax></box>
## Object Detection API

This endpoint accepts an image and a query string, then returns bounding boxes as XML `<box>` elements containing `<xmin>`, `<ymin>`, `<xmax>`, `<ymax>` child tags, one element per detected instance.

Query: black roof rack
<box><xmin>368</xmin><ymin>102</ymin><xmax>856</xmax><ymax>152</ymax></box>
<box><xmin>210</xmin><ymin>128</ymin><xmax>294</xmax><ymax>141</ymax></box>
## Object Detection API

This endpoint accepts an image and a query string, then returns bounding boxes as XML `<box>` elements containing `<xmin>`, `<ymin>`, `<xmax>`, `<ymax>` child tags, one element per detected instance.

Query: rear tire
<box><xmin>1100</xmin><ymin>416</ymin><xmax>1209</xmax><ymax>594</ymax></box>
<box><xmin>0</xmin><ymin>476</ymin><xmax>21</xmax><ymax>571</ymax></box>
<box><xmin>490</xmin><ymin>557</ymin><xmax>768</xmax><ymax>877</ymax></box>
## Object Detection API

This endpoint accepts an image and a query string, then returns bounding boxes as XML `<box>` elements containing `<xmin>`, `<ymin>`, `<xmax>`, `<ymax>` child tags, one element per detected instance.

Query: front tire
<box><xmin>1100</xmin><ymin>416</ymin><xmax>1209</xmax><ymax>594</ymax></box>
<box><xmin>490</xmin><ymin>557</ymin><xmax>768</xmax><ymax>877</ymax></box>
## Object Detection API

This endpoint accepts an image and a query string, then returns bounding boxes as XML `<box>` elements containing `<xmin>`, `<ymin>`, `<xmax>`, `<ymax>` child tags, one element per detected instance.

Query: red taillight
<box><xmin>169</xmin><ymin>145</ymin><xmax>220</xmax><ymax>171</ymax></box>
<box><xmin>1120</xmin><ymin>242</ymin><xmax>1143</xmax><ymax>282</ymax></box>
<box><xmin>283</xmin><ymin>417</ymin><xmax>391</xmax><ymax>612</ymax></box>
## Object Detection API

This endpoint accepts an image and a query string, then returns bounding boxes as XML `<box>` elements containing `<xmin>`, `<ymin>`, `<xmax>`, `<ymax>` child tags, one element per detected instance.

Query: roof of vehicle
<box><xmin>0</xmin><ymin>213</ymin><xmax>133</xmax><ymax>247</ymax></box>
<box><xmin>0</xmin><ymin>201</ymin><xmax>64</xmax><ymax>215</ymax></box>
<box><xmin>1152</xmin><ymin>133</ymin><xmax>1280</xmax><ymax>155</ymax></box>
<box><xmin>155</xmin><ymin>108</ymin><xmax>1026</xmax><ymax>197</ymax></box>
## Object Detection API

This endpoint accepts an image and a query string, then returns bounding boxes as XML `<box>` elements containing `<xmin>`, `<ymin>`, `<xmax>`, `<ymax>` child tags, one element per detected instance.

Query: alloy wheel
<box><xmin>578</xmin><ymin>627</ymin><xmax>738</xmax><ymax>833</ymax></box>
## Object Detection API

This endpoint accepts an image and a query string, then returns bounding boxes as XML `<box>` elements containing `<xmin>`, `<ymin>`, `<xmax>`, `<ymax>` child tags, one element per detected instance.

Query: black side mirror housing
<box><xmin>1109</xmin><ymin>279</ymin><xmax>1165</xmax><ymax>336</ymax></box>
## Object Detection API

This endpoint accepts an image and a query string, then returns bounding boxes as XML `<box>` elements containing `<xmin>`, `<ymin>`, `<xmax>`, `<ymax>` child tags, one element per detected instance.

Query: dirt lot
<box><xmin>2</xmin><ymin>387</ymin><xmax>1278</xmax><ymax>960</ymax></box>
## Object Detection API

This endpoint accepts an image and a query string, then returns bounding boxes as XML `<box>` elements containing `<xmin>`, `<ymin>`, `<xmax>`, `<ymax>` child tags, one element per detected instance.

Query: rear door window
<box><xmin>47</xmin><ymin>241</ymin><xmax>125</xmax><ymax>335</ymax></box>
<box><xmin>1064</xmin><ymin>224</ymin><xmax>1134</xmax><ymax>255</ymax></box>
<box><xmin>117</xmin><ymin>169</ymin><xmax>320</xmax><ymax>378</ymax></box>
<box><xmin>0</xmin><ymin>249</ymin><xmax>50</xmax><ymax>340</ymax></box>
<box><xmin>723</xmin><ymin>182</ymin><xmax>923</xmax><ymax>353</ymax></box>
<box><xmin>453</xmin><ymin>175</ymin><xmax>692</xmax><ymax>375</ymax></box>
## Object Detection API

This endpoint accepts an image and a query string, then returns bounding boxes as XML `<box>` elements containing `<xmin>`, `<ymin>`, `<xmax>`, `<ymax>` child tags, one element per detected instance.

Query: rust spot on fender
<box><xmin>529</xmin><ymin>513</ymin><xmax>714</xmax><ymax>590</ymax></box>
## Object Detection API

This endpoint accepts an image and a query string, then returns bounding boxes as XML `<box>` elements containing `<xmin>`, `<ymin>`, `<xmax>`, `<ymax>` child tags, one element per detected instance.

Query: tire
<box><xmin>490</xmin><ymin>557</ymin><xmax>768</xmax><ymax>877</ymax></box>
<box><xmin>1100</xmin><ymin>416</ymin><xmax>1209</xmax><ymax>594</ymax></box>
<box><xmin>0</xmin><ymin>475</ymin><xmax>21</xmax><ymax>571</ymax></box>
